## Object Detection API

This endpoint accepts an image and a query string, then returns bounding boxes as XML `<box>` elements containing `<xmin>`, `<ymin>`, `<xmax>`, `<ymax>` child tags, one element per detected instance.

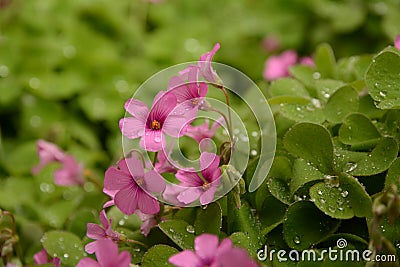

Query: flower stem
<box><xmin>126</xmin><ymin>239</ymin><xmax>149</xmax><ymax>248</ymax></box>
<box><xmin>216</xmin><ymin>84</ymin><xmax>233</xmax><ymax>137</ymax></box>
<box><xmin>152</xmin><ymin>151</ymin><xmax>158</xmax><ymax>166</ymax></box>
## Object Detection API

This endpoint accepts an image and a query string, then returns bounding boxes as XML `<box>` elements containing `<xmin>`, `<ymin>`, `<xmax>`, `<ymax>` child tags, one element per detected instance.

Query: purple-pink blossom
<box><xmin>175</xmin><ymin>152</ymin><xmax>221</xmax><ymax>205</ymax></box>
<box><xmin>103</xmin><ymin>155</ymin><xmax>165</xmax><ymax>215</ymax></box>
<box><xmin>33</xmin><ymin>249</ymin><xmax>60</xmax><ymax>267</ymax></box>
<box><xmin>169</xmin><ymin>234</ymin><xmax>258</xmax><ymax>267</ymax></box>
<box><xmin>85</xmin><ymin>210</ymin><xmax>120</xmax><ymax>254</ymax></box>
<box><xmin>32</xmin><ymin>139</ymin><xmax>84</xmax><ymax>186</ymax></box>
<box><xmin>120</xmin><ymin>92</ymin><xmax>188</xmax><ymax>152</ymax></box>
<box><xmin>199</xmin><ymin>43</ymin><xmax>222</xmax><ymax>85</ymax></box>
<box><xmin>155</xmin><ymin>143</ymin><xmax>178</xmax><ymax>174</ymax></box>
<box><xmin>136</xmin><ymin>210</ymin><xmax>158</xmax><ymax>236</ymax></box>
<box><xmin>395</xmin><ymin>35</ymin><xmax>400</xmax><ymax>50</ymax></box>
<box><xmin>76</xmin><ymin>239</ymin><xmax>131</xmax><ymax>267</ymax></box>
<box><xmin>185</xmin><ymin>117</ymin><xmax>223</xmax><ymax>143</ymax></box>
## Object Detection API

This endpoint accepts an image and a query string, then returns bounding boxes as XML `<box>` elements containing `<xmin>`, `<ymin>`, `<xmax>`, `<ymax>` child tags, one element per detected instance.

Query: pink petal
<box><xmin>94</xmin><ymin>240</ymin><xmax>119</xmax><ymax>266</ymax></box>
<box><xmin>200</xmin><ymin>152</ymin><xmax>220</xmax><ymax>182</ymax></box>
<box><xmin>124</xmin><ymin>156</ymin><xmax>145</xmax><ymax>177</ymax></box>
<box><xmin>114</xmin><ymin>185</ymin><xmax>139</xmax><ymax>215</ymax></box>
<box><xmin>218</xmin><ymin>247</ymin><xmax>258</xmax><ymax>267</ymax></box>
<box><xmin>169</xmin><ymin>250</ymin><xmax>203</xmax><ymax>267</ymax></box>
<box><xmin>33</xmin><ymin>249</ymin><xmax>49</xmax><ymax>265</ymax></box>
<box><xmin>137</xmin><ymin>190</ymin><xmax>160</xmax><ymax>214</ymax></box>
<box><xmin>76</xmin><ymin>257</ymin><xmax>100</xmax><ymax>267</ymax></box>
<box><xmin>85</xmin><ymin>241</ymin><xmax>97</xmax><ymax>254</ymax></box>
<box><xmin>99</xmin><ymin>210</ymin><xmax>109</xmax><ymax>228</ymax></box>
<box><xmin>86</xmin><ymin>223</ymin><xmax>105</xmax><ymax>240</ymax></box>
<box><xmin>149</xmin><ymin>92</ymin><xmax>177</xmax><ymax>123</ymax></box>
<box><xmin>117</xmin><ymin>251</ymin><xmax>132</xmax><ymax>267</ymax></box>
<box><xmin>195</xmin><ymin>234</ymin><xmax>219</xmax><ymax>262</ymax></box>
<box><xmin>119</xmin><ymin>117</ymin><xmax>145</xmax><ymax>139</ymax></box>
<box><xmin>144</xmin><ymin>170</ymin><xmax>166</xmax><ymax>193</ymax></box>
<box><xmin>395</xmin><ymin>35</ymin><xmax>400</xmax><ymax>50</ymax></box>
<box><xmin>124</xmin><ymin>98</ymin><xmax>149</xmax><ymax>122</ymax></box>
<box><xmin>104</xmin><ymin>166</ymin><xmax>133</xmax><ymax>191</ymax></box>
<box><xmin>216</xmin><ymin>238</ymin><xmax>233</xmax><ymax>254</ymax></box>
<box><xmin>163</xmin><ymin>184</ymin><xmax>186</xmax><ymax>206</ymax></box>
<box><xmin>176</xmin><ymin>169</ymin><xmax>203</xmax><ymax>187</ymax></box>
<box><xmin>140</xmin><ymin>130</ymin><xmax>166</xmax><ymax>152</ymax></box>
<box><xmin>163</xmin><ymin>113</ymin><xmax>191</xmax><ymax>138</ymax></box>
<box><xmin>198</xmin><ymin>82</ymin><xmax>208</xmax><ymax>97</ymax></box>
<box><xmin>199</xmin><ymin>184</ymin><xmax>217</xmax><ymax>205</ymax></box>
<box><xmin>177</xmin><ymin>187</ymin><xmax>203</xmax><ymax>204</ymax></box>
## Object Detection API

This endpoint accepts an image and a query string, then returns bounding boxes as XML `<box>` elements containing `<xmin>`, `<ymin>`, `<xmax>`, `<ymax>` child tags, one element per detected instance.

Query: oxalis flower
<box><xmin>85</xmin><ymin>210</ymin><xmax>120</xmax><ymax>254</ymax></box>
<box><xmin>33</xmin><ymin>249</ymin><xmax>60</xmax><ymax>267</ymax></box>
<box><xmin>175</xmin><ymin>152</ymin><xmax>221</xmax><ymax>205</ymax></box>
<box><xmin>185</xmin><ymin>117</ymin><xmax>224</xmax><ymax>143</ymax></box>
<box><xmin>103</xmin><ymin>155</ymin><xmax>165</xmax><ymax>215</ymax></box>
<box><xmin>199</xmin><ymin>43</ymin><xmax>223</xmax><ymax>85</ymax></box>
<box><xmin>119</xmin><ymin>91</ymin><xmax>188</xmax><ymax>152</ymax></box>
<box><xmin>395</xmin><ymin>35</ymin><xmax>400</xmax><ymax>50</ymax></box>
<box><xmin>76</xmin><ymin>239</ymin><xmax>131</xmax><ymax>267</ymax></box>
<box><xmin>169</xmin><ymin>233</ymin><xmax>258</xmax><ymax>267</ymax></box>
<box><xmin>168</xmin><ymin>65</ymin><xmax>208</xmax><ymax>117</ymax></box>
<box><xmin>32</xmin><ymin>139</ymin><xmax>84</xmax><ymax>186</ymax></box>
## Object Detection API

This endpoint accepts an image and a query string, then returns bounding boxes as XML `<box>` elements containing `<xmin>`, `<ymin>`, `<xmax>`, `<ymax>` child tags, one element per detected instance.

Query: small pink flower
<box><xmin>76</xmin><ymin>239</ymin><xmax>131</xmax><ymax>267</ymax></box>
<box><xmin>120</xmin><ymin>92</ymin><xmax>188</xmax><ymax>152</ymax></box>
<box><xmin>162</xmin><ymin>184</ymin><xmax>187</xmax><ymax>207</ymax></box>
<box><xmin>136</xmin><ymin>210</ymin><xmax>158</xmax><ymax>236</ymax></box>
<box><xmin>185</xmin><ymin>117</ymin><xmax>224</xmax><ymax>143</ymax></box>
<box><xmin>32</xmin><ymin>140</ymin><xmax>84</xmax><ymax>186</ymax></box>
<box><xmin>85</xmin><ymin>210</ymin><xmax>120</xmax><ymax>254</ymax></box>
<box><xmin>155</xmin><ymin>143</ymin><xmax>178</xmax><ymax>174</ymax></box>
<box><xmin>104</xmin><ymin>155</ymin><xmax>165</xmax><ymax>215</ymax></box>
<box><xmin>33</xmin><ymin>249</ymin><xmax>60</xmax><ymax>267</ymax></box>
<box><xmin>263</xmin><ymin>50</ymin><xmax>298</xmax><ymax>80</ymax></box>
<box><xmin>176</xmin><ymin>152</ymin><xmax>221</xmax><ymax>205</ymax></box>
<box><xmin>199</xmin><ymin>43</ymin><xmax>222</xmax><ymax>85</ymax></box>
<box><xmin>168</xmin><ymin>65</ymin><xmax>208</xmax><ymax>119</ymax></box>
<box><xmin>395</xmin><ymin>35</ymin><xmax>400</xmax><ymax>50</ymax></box>
<box><xmin>169</xmin><ymin>234</ymin><xmax>258</xmax><ymax>267</ymax></box>
<box><xmin>299</xmin><ymin>56</ymin><xmax>315</xmax><ymax>67</ymax></box>
<box><xmin>261</xmin><ymin>36</ymin><xmax>281</xmax><ymax>52</ymax></box>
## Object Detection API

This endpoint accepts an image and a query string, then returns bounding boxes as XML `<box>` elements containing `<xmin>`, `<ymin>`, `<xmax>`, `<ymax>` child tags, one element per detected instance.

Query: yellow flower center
<box><xmin>202</xmin><ymin>182</ymin><xmax>210</xmax><ymax>190</ymax></box>
<box><xmin>151</xmin><ymin>120</ymin><xmax>161</xmax><ymax>130</ymax></box>
<box><xmin>136</xmin><ymin>177</ymin><xmax>144</xmax><ymax>186</ymax></box>
<box><xmin>192</xmin><ymin>98</ymin><xmax>199</xmax><ymax>105</ymax></box>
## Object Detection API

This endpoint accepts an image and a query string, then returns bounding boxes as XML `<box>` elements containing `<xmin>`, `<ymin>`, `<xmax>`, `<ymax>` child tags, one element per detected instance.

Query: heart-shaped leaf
<box><xmin>324</xmin><ymin>85</ymin><xmax>359</xmax><ymax>123</ymax></box>
<box><xmin>290</xmin><ymin>158</ymin><xmax>325</xmax><ymax>196</ymax></box>
<box><xmin>159</xmin><ymin>219</ymin><xmax>195</xmax><ymax>250</ymax></box>
<box><xmin>194</xmin><ymin>202</ymin><xmax>222</xmax><ymax>236</ymax></box>
<box><xmin>141</xmin><ymin>244</ymin><xmax>179</xmax><ymax>267</ymax></box>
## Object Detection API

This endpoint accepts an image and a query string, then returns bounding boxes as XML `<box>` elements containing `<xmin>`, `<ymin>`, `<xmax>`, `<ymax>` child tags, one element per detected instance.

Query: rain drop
<box><xmin>29</xmin><ymin>77</ymin><xmax>41</xmax><ymax>89</ymax></box>
<box><xmin>0</xmin><ymin>65</ymin><xmax>9</xmax><ymax>77</ymax></box>
<box><xmin>186</xmin><ymin>225</ymin><xmax>195</xmax><ymax>234</ymax></box>
<box><xmin>119</xmin><ymin>219</ymin><xmax>125</xmax><ymax>226</ymax></box>
<box><xmin>341</xmin><ymin>191</ymin><xmax>349</xmax><ymax>198</ymax></box>
<box><xmin>344</xmin><ymin>162</ymin><xmax>357</xmax><ymax>173</ymax></box>
<box><xmin>313</xmin><ymin>72</ymin><xmax>321</xmax><ymax>79</ymax></box>
<box><xmin>317</xmin><ymin>190</ymin><xmax>323</xmax><ymax>196</ymax></box>
<box><xmin>293</xmin><ymin>236</ymin><xmax>301</xmax><ymax>244</ymax></box>
<box><xmin>250</xmin><ymin>149</ymin><xmax>258</xmax><ymax>156</ymax></box>
<box><xmin>379</xmin><ymin>91</ymin><xmax>387</xmax><ymax>97</ymax></box>
<box><xmin>154</xmin><ymin>136</ymin><xmax>161</xmax><ymax>143</ymax></box>
<box><xmin>63</xmin><ymin>253</ymin><xmax>69</xmax><ymax>258</ymax></box>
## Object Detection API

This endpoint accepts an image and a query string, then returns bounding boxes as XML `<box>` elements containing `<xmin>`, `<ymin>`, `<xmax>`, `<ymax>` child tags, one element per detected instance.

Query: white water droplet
<box><xmin>0</xmin><ymin>65</ymin><xmax>9</xmax><ymax>77</ymax></box>
<box><xmin>317</xmin><ymin>190</ymin><xmax>323</xmax><ymax>196</ymax></box>
<box><xmin>250</xmin><ymin>149</ymin><xmax>258</xmax><ymax>156</ymax></box>
<box><xmin>293</xmin><ymin>236</ymin><xmax>301</xmax><ymax>244</ymax></box>
<box><xmin>341</xmin><ymin>191</ymin><xmax>349</xmax><ymax>198</ymax></box>
<box><xmin>63</xmin><ymin>253</ymin><xmax>69</xmax><ymax>258</ymax></box>
<box><xmin>313</xmin><ymin>72</ymin><xmax>321</xmax><ymax>79</ymax></box>
<box><xmin>186</xmin><ymin>225</ymin><xmax>195</xmax><ymax>234</ymax></box>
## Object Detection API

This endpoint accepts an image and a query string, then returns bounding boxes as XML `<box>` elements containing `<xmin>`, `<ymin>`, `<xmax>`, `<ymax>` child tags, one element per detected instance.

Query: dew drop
<box><xmin>293</xmin><ymin>236</ymin><xmax>301</xmax><ymax>244</ymax></box>
<box><xmin>118</xmin><ymin>219</ymin><xmax>125</xmax><ymax>226</ymax></box>
<box><xmin>379</xmin><ymin>91</ymin><xmax>387</xmax><ymax>97</ymax></box>
<box><xmin>29</xmin><ymin>77</ymin><xmax>41</xmax><ymax>89</ymax></box>
<box><xmin>341</xmin><ymin>191</ymin><xmax>349</xmax><ymax>198</ymax></box>
<box><xmin>63</xmin><ymin>253</ymin><xmax>69</xmax><ymax>258</ymax></box>
<box><xmin>186</xmin><ymin>225</ymin><xmax>195</xmax><ymax>234</ymax></box>
<box><xmin>324</xmin><ymin>175</ymin><xmax>339</xmax><ymax>187</ymax></box>
<box><xmin>251</xmin><ymin>131</ymin><xmax>259</xmax><ymax>137</ymax></box>
<box><xmin>154</xmin><ymin>136</ymin><xmax>161</xmax><ymax>143</ymax></box>
<box><xmin>320</xmin><ymin>198</ymin><xmax>326</xmax><ymax>204</ymax></box>
<box><xmin>296</xmin><ymin>106</ymin><xmax>301</xmax><ymax>111</ymax></box>
<box><xmin>323</xmin><ymin>93</ymin><xmax>330</xmax><ymax>98</ymax></box>
<box><xmin>317</xmin><ymin>190</ymin><xmax>323</xmax><ymax>196</ymax></box>
<box><xmin>328</xmin><ymin>206</ymin><xmax>336</xmax><ymax>213</ymax></box>
<box><xmin>344</xmin><ymin>162</ymin><xmax>357</xmax><ymax>173</ymax></box>
<box><xmin>0</xmin><ymin>65</ymin><xmax>9</xmax><ymax>77</ymax></box>
<box><xmin>313</xmin><ymin>72</ymin><xmax>321</xmax><ymax>79</ymax></box>
<box><xmin>250</xmin><ymin>149</ymin><xmax>258</xmax><ymax>156</ymax></box>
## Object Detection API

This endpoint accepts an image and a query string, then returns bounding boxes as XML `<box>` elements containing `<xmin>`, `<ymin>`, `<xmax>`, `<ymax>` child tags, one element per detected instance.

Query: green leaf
<box><xmin>41</xmin><ymin>200</ymin><xmax>75</xmax><ymax>228</ymax></box>
<box><xmin>314</xmin><ymin>43</ymin><xmax>336</xmax><ymax>78</ymax></box>
<box><xmin>289</xmin><ymin>65</ymin><xmax>316</xmax><ymax>88</ymax></box>
<box><xmin>268</xmin><ymin>177</ymin><xmax>291</xmax><ymax>205</ymax></box>
<box><xmin>159</xmin><ymin>219</ymin><xmax>195</xmax><ymax>250</ymax></box>
<box><xmin>258</xmin><ymin>194</ymin><xmax>287</xmax><ymax>234</ymax></box>
<box><xmin>284</xmin><ymin>123</ymin><xmax>334</xmax><ymax>174</ymax></box>
<box><xmin>337</xmin><ymin>55</ymin><xmax>373</xmax><ymax>82</ymax></box>
<box><xmin>141</xmin><ymin>244</ymin><xmax>179</xmax><ymax>267</ymax></box>
<box><xmin>338</xmin><ymin>113</ymin><xmax>381</xmax><ymax>150</ymax></box>
<box><xmin>42</xmin><ymin>231</ymin><xmax>85</xmax><ymax>267</ymax></box>
<box><xmin>268</xmin><ymin>78</ymin><xmax>310</xmax><ymax>98</ymax></box>
<box><xmin>366</xmin><ymin>47</ymin><xmax>400</xmax><ymax>109</ymax></box>
<box><xmin>385</xmin><ymin>157</ymin><xmax>400</xmax><ymax>189</ymax></box>
<box><xmin>279</xmin><ymin>101</ymin><xmax>325</xmax><ymax>123</ymax></box>
<box><xmin>290</xmin><ymin>158</ymin><xmax>325</xmax><ymax>196</ymax></box>
<box><xmin>350</xmin><ymin>137</ymin><xmax>398</xmax><ymax>176</ymax></box>
<box><xmin>315</xmin><ymin>79</ymin><xmax>346</xmax><ymax>101</ymax></box>
<box><xmin>194</xmin><ymin>202</ymin><xmax>222</xmax><ymax>236</ymax></box>
<box><xmin>3</xmin><ymin>141</ymin><xmax>38</xmax><ymax>176</ymax></box>
<box><xmin>283</xmin><ymin>201</ymin><xmax>340</xmax><ymax>250</ymax></box>
<box><xmin>324</xmin><ymin>86</ymin><xmax>359</xmax><ymax>123</ymax></box>
<box><xmin>309</xmin><ymin>173</ymin><xmax>372</xmax><ymax>219</ymax></box>
<box><xmin>229</xmin><ymin>232</ymin><xmax>259</xmax><ymax>258</ymax></box>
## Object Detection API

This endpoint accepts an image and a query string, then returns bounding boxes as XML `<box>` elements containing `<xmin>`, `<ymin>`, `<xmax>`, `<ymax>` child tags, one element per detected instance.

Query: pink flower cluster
<box><xmin>169</xmin><ymin>233</ymin><xmax>258</xmax><ymax>267</ymax></box>
<box><xmin>263</xmin><ymin>50</ymin><xmax>314</xmax><ymax>81</ymax></box>
<box><xmin>32</xmin><ymin>139</ymin><xmax>84</xmax><ymax>186</ymax></box>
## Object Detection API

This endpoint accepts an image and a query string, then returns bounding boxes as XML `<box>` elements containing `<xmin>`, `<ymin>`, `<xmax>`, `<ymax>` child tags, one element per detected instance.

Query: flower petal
<box><xmin>218</xmin><ymin>247</ymin><xmax>259</xmax><ymax>267</ymax></box>
<box><xmin>117</xmin><ymin>251</ymin><xmax>132</xmax><ymax>267</ymax></box>
<box><xmin>176</xmin><ymin>169</ymin><xmax>203</xmax><ymax>187</ymax></box>
<box><xmin>199</xmin><ymin>184</ymin><xmax>217</xmax><ymax>205</ymax></box>
<box><xmin>200</xmin><ymin>152</ymin><xmax>221</xmax><ymax>182</ymax></box>
<box><xmin>104</xmin><ymin>166</ymin><xmax>132</xmax><ymax>191</ymax></box>
<box><xmin>114</xmin><ymin>185</ymin><xmax>139</xmax><ymax>215</ymax></box>
<box><xmin>177</xmin><ymin>187</ymin><xmax>203</xmax><ymax>204</ymax></box>
<box><xmin>124</xmin><ymin>98</ymin><xmax>149</xmax><ymax>121</ymax></box>
<box><xmin>140</xmin><ymin>130</ymin><xmax>166</xmax><ymax>152</ymax></box>
<box><xmin>149</xmin><ymin>91</ymin><xmax>177</xmax><ymax>123</ymax></box>
<box><xmin>195</xmin><ymin>234</ymin><xmax>219</xmax><ymax>262</ymax></box>
<box><xmin>119</xmin><ymin>117</ymin><xmax>145</xmax><ymax>139</ymax></box>
<box><xmin>84</xmin><ymin>241</ymin><xmax>97</xmax><ymax>254</ymax></box>
<box><xmin>137</xmin><ymin>190</ymin><xmax>160</xmax><ymax>214</ymax></box>
<box><xmin>94</xmin><ymin>240</ymin><xmax>119</xmax><ymax>266</ymax></box>
<box><xmin>86</xmin><ymin>223</ymin><xmax>105</xmax><ymax>240</ymax></box>
<box><xmin>76</xmin><ymin>257</ymin><xmax>100</xmax><ymax>267</ymax></box>
<box><xmin>144</xmin><ymin>170</ymin><xmax>166</xmax><ymax>193</ymax></box>
<box><xmin>169</xmin><ymin>250</ymin><xmax>203</xmax><ymax>267</ymax></box>
<box><xmin>124</xmin><ymin>155</ymin><xmax>145</xmax><ymax>177</ymax></box>
<box><xmin>99</xmin><ymin>210</ymin><xmax>109</xmax><ymax>228</ymax></box>
<box><xmin>33</xmin><ymin>249</ymin><xmax>49</xmax><ymax>265</ymax></box>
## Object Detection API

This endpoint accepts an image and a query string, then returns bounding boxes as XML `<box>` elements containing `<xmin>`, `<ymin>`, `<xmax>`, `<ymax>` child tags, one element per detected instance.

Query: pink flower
<box><xmin>395</xmin><ymin>35</ymin><xmax>400</xmax><ymax>50</ymax></box>
<box><xmin>299</xmin><ymin>56</ymin><xmax>315</xmax><ymax>67</ymax></box>
<box><xmin>175</xmin><ymin>152</ymin><xmax>221</xmax><ymax>205</ymax></box>
<box><xmin>185</xmin><ymin>117</ymin><xmax>223</xmax><ymax>143</ymax></box>
<box><xmin>136</xmin><ymin>210</ymin><xmax>158</xmax><ymax>236</ymax></box>
<box><xmin>199</xmin><ymin>43</ymin><xmax>222</xmax><ymax>85</ymax></box>
<box><xmin>32</xmin><ymin>139</ymin><xmax>65</xmax><ymax>174</ymax></box>
<box><xmin>120</xmin><ymin>92</ymin><xmax>188</xmax><ymax>152</ymax></box>
<box><xmin>103</xmin><ymin>155</ymin><xmax>165</xmax><ymax>215</ymax></box>
<box><xmin>76</xmin><ymin>239</ymin><xmax>131</xmax><ymax>267</ymax></box>
<box><xmin>169</xmin><ymin>234</ymin><xmax>258</xmax><ymax>267</ymax></box>
<box><xmin>33</xmin><ymin>249</ymin><xmax>60</xmax><ymax>267</ymax></box>
<box><xmin>85</xmin><ymin>210</ymin><xmax>120</xmax><ymax>254</ymax></box>
<box><xmin>162</xmin><ymin>184</ymin><xmax>187</xmax><ymax>207</ymax></box>
<box><xmin>263</xmin><ymin>50</ymin><xmax>298</xmax><ymax>80</ymax></box>
<box><xmin>261</xmin><ymin>36</ymin><xmax>281</xmax><ymax>52</ymax></box>
<box><xmin>32</xmin><ymin>140</ymin><xmax>84</xmax><ymax>186</ymax></box>
<box><xmin>155</xmin><ymin>143</ymin><xmax>178</xmax><ymax>174</ymax></box>
<box><xmin>168</xmin><ymin>65</ymin><xmax>208</xmax><ymax>117</ymax></box>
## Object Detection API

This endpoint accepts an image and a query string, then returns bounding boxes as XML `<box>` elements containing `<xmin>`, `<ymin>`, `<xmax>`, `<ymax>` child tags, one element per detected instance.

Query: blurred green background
<box><xmin>1</xmin><ymin>0</ymin><xmax>399</xmax><ymax>179</ymax></box>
